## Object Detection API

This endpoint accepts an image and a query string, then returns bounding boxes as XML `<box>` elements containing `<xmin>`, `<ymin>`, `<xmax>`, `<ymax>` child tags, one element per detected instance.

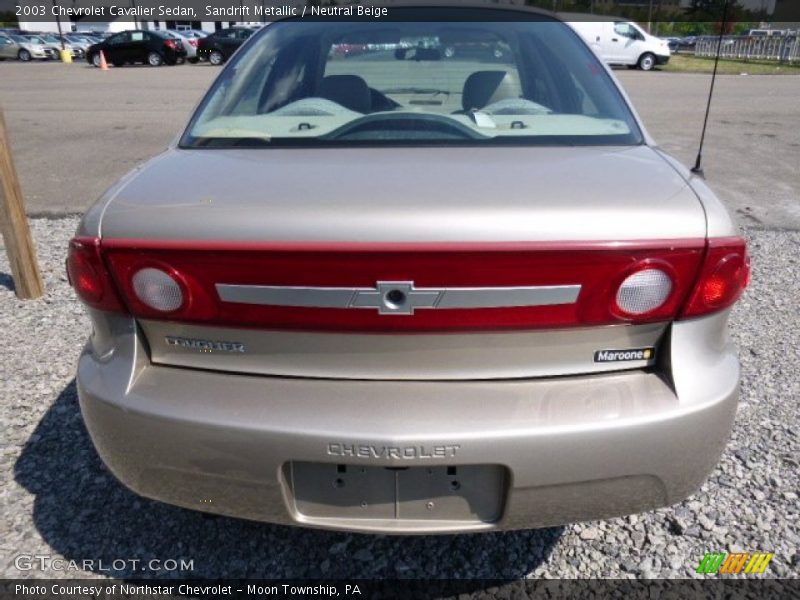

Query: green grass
<box><xmin>663</xmin><ymin>54</ymin><xmax>800</xmax><ymax>75</ymax></box>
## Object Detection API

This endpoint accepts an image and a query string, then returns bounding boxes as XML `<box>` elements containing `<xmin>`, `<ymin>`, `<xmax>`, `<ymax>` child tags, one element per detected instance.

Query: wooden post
<box><xmin>0</xmin><ymin>107</ymin><xmax>45</xmax><ymax>299</ymax></box>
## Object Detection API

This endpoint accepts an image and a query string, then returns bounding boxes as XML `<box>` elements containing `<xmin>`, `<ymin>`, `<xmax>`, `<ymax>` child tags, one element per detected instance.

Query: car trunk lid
<box><xmin>95</xmin><ymin>145</ymin><xmax>707</xmax><ymax>380</ymax></box>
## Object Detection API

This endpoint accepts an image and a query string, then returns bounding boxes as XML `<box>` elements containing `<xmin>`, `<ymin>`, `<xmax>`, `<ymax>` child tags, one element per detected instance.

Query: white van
<box><xmin>566</xmin><ymin>17</ymin><xmax>671</xmax><ymax>71</ymax></box>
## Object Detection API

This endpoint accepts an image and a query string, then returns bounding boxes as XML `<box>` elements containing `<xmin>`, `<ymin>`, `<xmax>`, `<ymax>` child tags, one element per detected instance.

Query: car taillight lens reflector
<box><xmin>681</xmin><ymin>238</ymin><xmax>749</xmax><ymax>318</ymax></box>
<box><xmin>615</xmin><ymin>268</ymin><xmax>673</xmax><ymax>316</ymax></box>
<box><xmin>66</xmin><ymin>238</ymin><xmax>126</xmax><ymax>313</ymax></box>
<box><xmin>131</xmin><ymin>267</ymin><xmax>184</xmax><ymax>312</ymax></box>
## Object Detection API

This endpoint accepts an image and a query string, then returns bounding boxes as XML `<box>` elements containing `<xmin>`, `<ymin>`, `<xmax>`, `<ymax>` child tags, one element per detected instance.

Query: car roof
<box><xmin>558</xmin><ymin>11</ymin><xmax>629</xmax><ymax>22</ymax></box>
<box><xmin>356</xmin><ymin>0</ymin><xmax>553</xmax><ymax>16</ymax></box>
<box><xmin>259</xmin><ymin>2</ymin><xmax>566</xmax><ymax>28</ymax></box>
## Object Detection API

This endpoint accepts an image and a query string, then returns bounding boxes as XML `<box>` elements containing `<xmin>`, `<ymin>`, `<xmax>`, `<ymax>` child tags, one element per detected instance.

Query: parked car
<box><xmin>746</xmin><ymin>28</ymin><xmax>788</xmax><ymax>37</ymax></box>
<box><xmin>175</xmin><ymin>28</ymin><xmax>208</xmax><ymax>39</ymax></box>
<box><xmin>331</xmin><ymin>42</ymin><xmax>369</xmax><ymax>58</ymax></box>
<box><xmin>196</xmin><ymin>27</ymin><xmax>255</xmax><ymax>65</ymax></box>
<box><xmin>77</xmin><ymin>34</ymin><xmax>105</xmax><ymax>46</ymax></box>
<box><xmin>665</xmin><ymin>36</ymin><xmax>680</xmax><ymax>52</ymax></box>
<box><xmin>76</xmin><ymin>30</ymin><xmax>111</xmax><ymax>40</ymax></box>
<box><xmin>672</xmin><ymin>35</ymin><xmax>697</xmax><ymax>51</ymax></box>
<box><xmin>25</xmin><ymin>33</ymin><xmax>83</xmax><ymax>59</ymax></box>
<box><xmin>164</xmin><ymin>30</ymin><xmax>199</xmax><ymax>63</ymax></box>
<box><xmin>70</xmin><ymin>6</ymin><xmax>748</xmax><ymax>534</ymax></box>
<box><xmin>64</xmin><ymin>34</ymin><xmax>94</xmax><ymax>54</ymax></box>
<box><xmin>567</xmin><ymin>18</ymin><xmax>671</xmax><ymax>70</ymax></box>
<box><xmin>0</xmin><ymin>34</ymin><xmax>54</xmax><ymax>61</ymax></box>
<box><xmin>86</xmin><ymin>30</ymin><xmax>187</xmax><ymax>67</ymax></box>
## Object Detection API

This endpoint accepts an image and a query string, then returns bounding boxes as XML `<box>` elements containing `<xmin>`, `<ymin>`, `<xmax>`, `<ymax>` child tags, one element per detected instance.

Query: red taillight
<box><xmin>164</xmin><ymin>39</ymin><xmax>177</xmax><ymax>50</ymax></box>
<box><xmin>99</xmin><ymin>239</ymin><xmax>709</xmax><ymax>332</ymax></box>
<box><xmin>69</xmin><ymin>237</ymin><xmax>748</xmax><ymax>331</ymax></box>
<box><xmin>681</xmin><ymin>237</ymin><xmax>749</xmax><ymax>318</ymax></box>
<box><xmin>66</xmin><ymin>238</ymin><xmax>126</xmax><ymax>313</ymax></box>
<box><xmin>189</xmin><ymin>39</ymin><xmax>198</xmax><ymax>47</ymax></box>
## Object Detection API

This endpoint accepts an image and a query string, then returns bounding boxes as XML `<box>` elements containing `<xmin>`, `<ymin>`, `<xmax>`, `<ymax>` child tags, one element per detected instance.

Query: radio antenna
<box><xmin>691</xmin><ymin>0</ymin><xmax>731</xmax><ymax>177</ymax></box>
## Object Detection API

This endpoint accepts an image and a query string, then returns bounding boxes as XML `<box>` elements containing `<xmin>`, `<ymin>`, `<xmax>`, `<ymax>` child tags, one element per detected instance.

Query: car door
<box><xmin>610</xmin><ymin>22</ymin><xmax>641</xmax><ymax>64</ymax></box>
<box><xmin>104</xmin><ymin>31</ymin><xmax>131</xmax><ymax>63</ymax></box>
<box><xmin>592</xmin><ymin>22</ymin><xmax>616</xmax><ymax>63</ymax></box>
<box><xmin>220</xmin><ymin>29</ymin><xmax>240</xmax><ymax>58</ymax></box>
<box><xmin>0</xmin><ymin>35</ymin><xmax>16</xmax><ymax>59</ymax></box>
<box><xmin>128</xmin><ymin>31</ymin><xmax>150</xmax><ymax>63</ymax></box>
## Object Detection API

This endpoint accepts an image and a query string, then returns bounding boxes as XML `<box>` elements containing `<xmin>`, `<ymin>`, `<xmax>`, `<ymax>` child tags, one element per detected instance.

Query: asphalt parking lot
<box><xmin>0</xmin><ymin>61</ymin><xmax>798</xmax><ymax>582</ymax></box>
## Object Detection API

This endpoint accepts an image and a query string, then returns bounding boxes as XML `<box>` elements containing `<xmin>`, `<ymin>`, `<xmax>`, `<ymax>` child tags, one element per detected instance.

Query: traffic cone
<box><xmin>99</xmin><ymin>50</ymin><xmax>109</xmax><ymax>71</ymax></box>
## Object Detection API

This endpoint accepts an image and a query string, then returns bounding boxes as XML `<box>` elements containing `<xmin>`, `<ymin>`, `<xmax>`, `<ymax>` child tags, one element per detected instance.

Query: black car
<box><xmin>86</xmin><ymin>29</ymin><xmax>187</xmax><ymax>67</ymax></box>
<box><xmin>196</xmin><ymin>27</ymin><xmax>255</xmax><ymax>65</ymax></box>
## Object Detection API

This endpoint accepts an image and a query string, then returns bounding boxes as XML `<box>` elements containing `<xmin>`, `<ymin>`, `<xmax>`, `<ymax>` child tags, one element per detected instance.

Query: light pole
<box><xmin>51</xmin><ymin>0</ymin><xmax>69</xmax><ymax>62</ymax></box>
<box><xmin>52</xmin><ymin>0</ymin><xmax>64</xmax><ymax>47</ymax></box>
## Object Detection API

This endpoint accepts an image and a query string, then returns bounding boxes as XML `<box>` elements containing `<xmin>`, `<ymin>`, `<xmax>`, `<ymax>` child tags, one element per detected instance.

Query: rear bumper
<box><xmin>165</xmin><ymin>49</ymin><xmax>187</xmax><ymax>62</ymax></box>
<box><xmin>77</xmin><ymin>313</ymin><xmax>739</xmax><ymax>534</ymax></box>
<box><xmin>656</xmin><ymin>54</ymin><xmax>671</xmax><ymax>65</ymax></box>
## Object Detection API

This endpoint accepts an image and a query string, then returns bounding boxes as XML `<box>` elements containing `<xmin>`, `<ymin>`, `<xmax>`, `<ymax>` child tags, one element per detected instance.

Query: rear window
<box><xmin>182</xmin><ymin>11</ymin><xmax>643</xmax><ymax>148</ymax></box>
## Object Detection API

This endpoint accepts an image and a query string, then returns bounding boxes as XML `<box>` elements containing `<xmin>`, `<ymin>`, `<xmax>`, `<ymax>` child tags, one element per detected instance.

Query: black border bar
<box><xmin>2</xmin><ymin>579</ymin><xmax>798</xmax><ymax>600</ymax></box>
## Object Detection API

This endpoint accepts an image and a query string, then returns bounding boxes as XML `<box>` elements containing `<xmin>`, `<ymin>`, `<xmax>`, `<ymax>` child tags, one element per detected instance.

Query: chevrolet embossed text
<box><xmin>327</xmin><ymin>443</ymin><xmax>460</xmax><ymax>460</ymax></box>
<box><xmin>165</xmin><ymin>336</ymin><xmax>245</xmax><ymax>353</ymax></box>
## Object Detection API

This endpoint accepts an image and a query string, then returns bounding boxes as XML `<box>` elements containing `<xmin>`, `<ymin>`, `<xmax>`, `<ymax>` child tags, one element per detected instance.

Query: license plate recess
<box><xmin>289</xmin><ymin>462</ymin><xmax>506</xmax><ymax>523</ymax></box>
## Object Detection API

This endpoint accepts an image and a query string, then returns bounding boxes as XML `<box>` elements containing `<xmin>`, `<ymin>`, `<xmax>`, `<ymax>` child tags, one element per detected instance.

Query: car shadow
<box><xmin>14</xmin><ymin>379</ymin><xmax>563</xmax><ymax>581</ymax></box>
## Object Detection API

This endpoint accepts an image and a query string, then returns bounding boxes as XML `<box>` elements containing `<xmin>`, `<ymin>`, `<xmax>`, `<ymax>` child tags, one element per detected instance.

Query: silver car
<box><xmin>164</xmin><ymin>30</ymin><xmax>198</xmax><ymax>62</ymax></box>
<box><xmin>64</xmin><ymin>34</ymin><xmax>94</xmax><ymax>54</ymax></box>
<box><xmin>22</xmin><ymin>35</ymin><xmax>70</xmax><ymax>59</ymax></box>
<box><xmin>69</xmin><ymin>7</ymin><xmax>749</xmax><ymax>534</ymax></box>
<box><xmin>33</xmin><ymin>33</ymin><xmax>84</xmax><ymax>59</ymax></box>
<box><xmin>0</xmin><ymin>33</ymin><xmax>54</xmax><ymax>60</ymax></box>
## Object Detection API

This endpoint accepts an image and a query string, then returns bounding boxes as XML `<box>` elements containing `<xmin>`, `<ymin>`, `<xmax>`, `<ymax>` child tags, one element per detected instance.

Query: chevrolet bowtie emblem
<box><xmin>216</xmin><ymin>280</ymin><xmax>582</xmax><ymax>316</ymax></box>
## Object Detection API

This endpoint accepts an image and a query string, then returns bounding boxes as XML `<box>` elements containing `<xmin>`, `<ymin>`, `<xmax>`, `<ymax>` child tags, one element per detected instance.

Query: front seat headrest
<box><xmin>462</xmin><ymin>70</ymin><xmax>517</xmax><ymax>112</ymax></box>
<box><xmin>318</xmin><ymin>75</ymin><xmax>371</xmax><ymax>113</ymax></box>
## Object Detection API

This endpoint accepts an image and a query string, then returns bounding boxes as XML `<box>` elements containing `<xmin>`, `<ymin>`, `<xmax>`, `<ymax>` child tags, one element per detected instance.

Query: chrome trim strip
<box><xmin>434</xmin><ymin>286</ymin><xmax>579</xmax><ymax>309</ymax></box>
<box><xmin>218</xmin><ymin>285</ymin><xmax>358</xmax><ymax>309</ymax></box>
<box><xmin>217</xmin><ymin>281</ymin><xmax>581</xmax><ymax>315</ymax></box>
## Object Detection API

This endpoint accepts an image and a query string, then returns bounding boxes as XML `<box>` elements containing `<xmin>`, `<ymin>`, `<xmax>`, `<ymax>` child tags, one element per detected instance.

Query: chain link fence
<box><xmin>695</xmin><ymin>35</ymin><xmax>800</xmax><ymax>63</ymax></box>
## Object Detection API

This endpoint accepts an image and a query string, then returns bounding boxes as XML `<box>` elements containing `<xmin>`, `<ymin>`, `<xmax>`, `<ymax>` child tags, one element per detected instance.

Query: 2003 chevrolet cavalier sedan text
<box><xmin>68</xmin><ymin>6</ymin><xmax>749</xmax><ymax>533</ymax></box>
